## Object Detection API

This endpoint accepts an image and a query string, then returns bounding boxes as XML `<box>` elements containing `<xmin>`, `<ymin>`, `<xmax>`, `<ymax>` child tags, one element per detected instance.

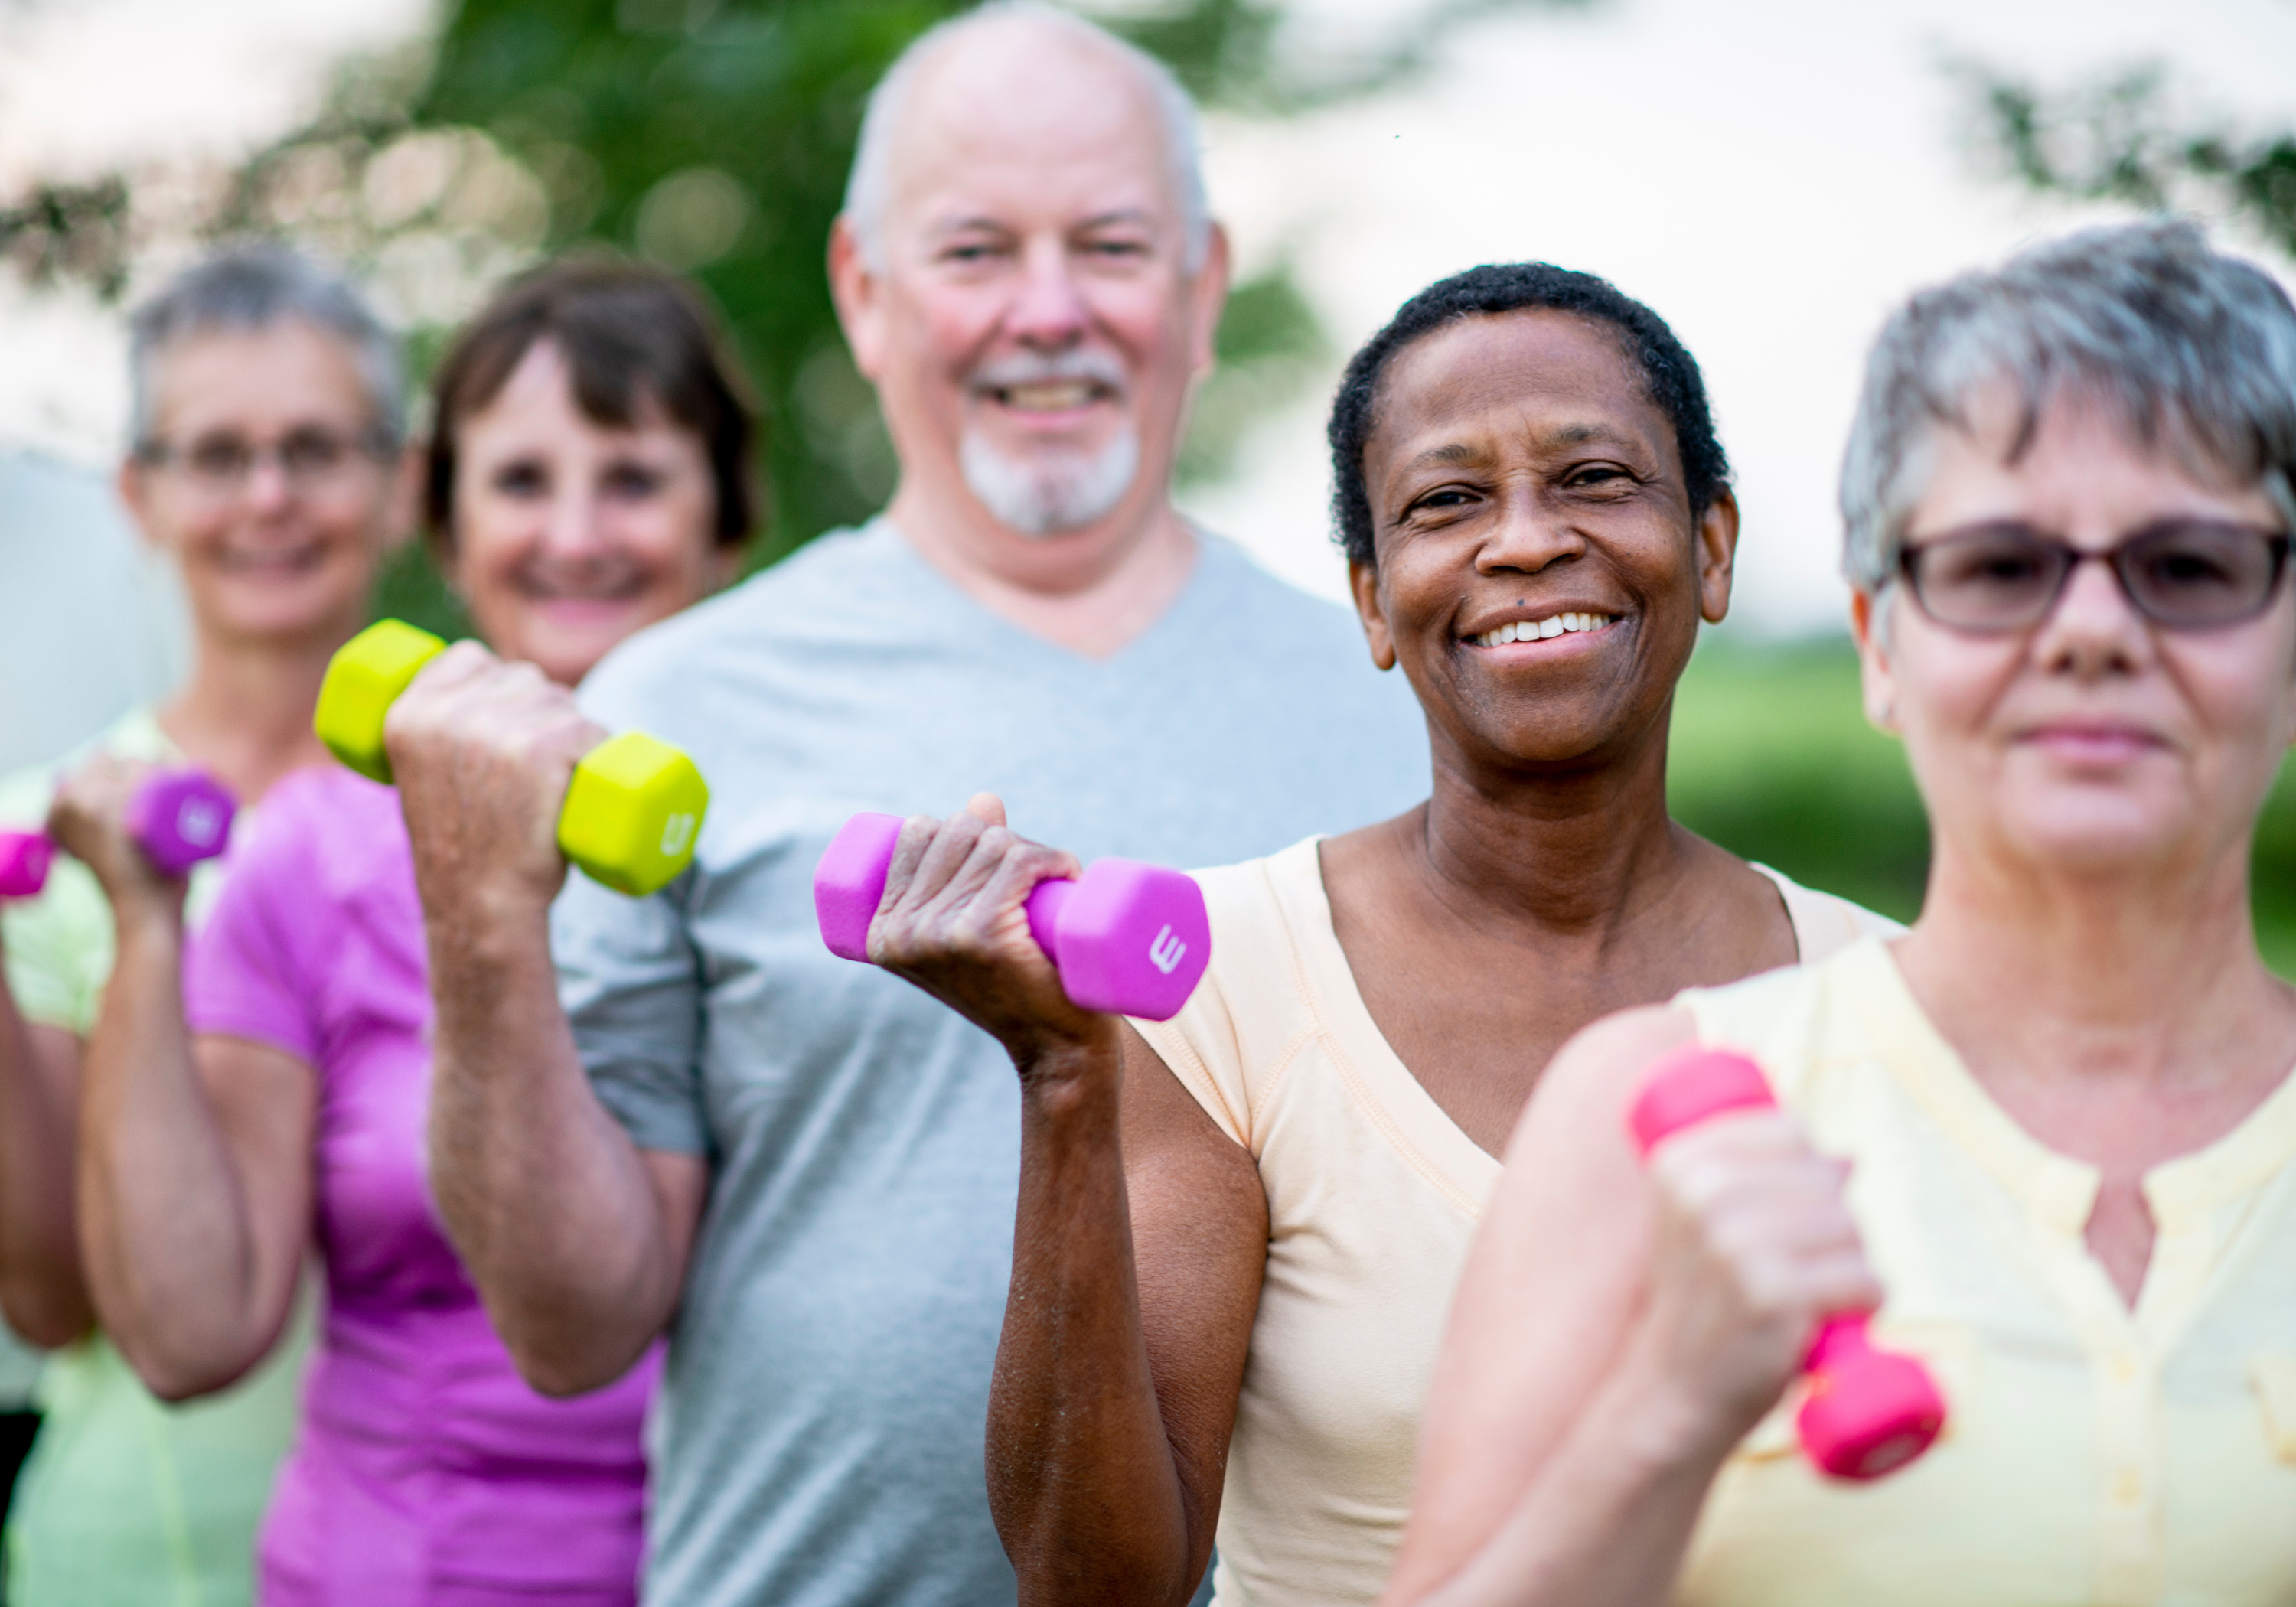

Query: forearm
<box><xmin>0</xmin><ymin>959</ymin><xmax>90</xmax><ymax>1346</ymax></box>
<box><xmin>77</xmin><ymin>914</ymin><xmax>277</xmax><ymax>1395</ymax></box>
<box><xmin>987</xmin><ymin>1050</ymin><xmax>1202</xmax><ymax>1607</ymax></box>
<box><xmin>1390</xmin><ymin>1354</ymin><xmax>1737</xmax><ymax>1607</ymax></box>
<box><xmin>426</xmin><ymin>900</ymin><xmax>680</xmax><ymax>1393</ymax></box>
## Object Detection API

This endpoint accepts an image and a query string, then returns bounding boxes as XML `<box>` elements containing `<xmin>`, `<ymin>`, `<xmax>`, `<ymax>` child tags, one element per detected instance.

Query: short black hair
<box><xmin>426</xmin><ymin>255</ymin><xmax>760</xmax><ymax>551</ymax></box>
<box><xmin>1327</xmin><ymin>262</ymin><xmax>1731</xmax><ymax>568</ymax></box>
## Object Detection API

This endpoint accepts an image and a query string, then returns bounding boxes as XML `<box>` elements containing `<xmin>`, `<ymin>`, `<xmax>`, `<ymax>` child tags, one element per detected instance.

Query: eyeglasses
<box><xmin>138</xmin><ymin>427</ymin><xmax>393</xmax><ymax>498</ymax></box>
<box><xmin>1897</xmin><ymin>519</ymin><xmax>2293</xmax><ymax>634</ymax></box>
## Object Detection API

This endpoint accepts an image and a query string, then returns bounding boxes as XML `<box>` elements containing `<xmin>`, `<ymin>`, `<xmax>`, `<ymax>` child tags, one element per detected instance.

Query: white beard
<box><xmin>959</xmin><ymin>426</ymin><xmax>1140</xmax><ymax>540</ymax></box>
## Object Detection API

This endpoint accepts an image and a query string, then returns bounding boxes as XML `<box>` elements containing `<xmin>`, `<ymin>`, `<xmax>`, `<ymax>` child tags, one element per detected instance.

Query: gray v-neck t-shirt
<box><xmin>553</xmin><ymin>520</ymin><xmax>1430</xmax><ymax>1606</ymax></box>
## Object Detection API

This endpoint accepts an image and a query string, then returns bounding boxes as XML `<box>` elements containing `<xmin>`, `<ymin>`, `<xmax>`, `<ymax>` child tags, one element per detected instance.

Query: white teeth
<box><xmin>1472</xmin><ymin>613</ymin><xmax>1615</xmax><ymax>647</ymax></box>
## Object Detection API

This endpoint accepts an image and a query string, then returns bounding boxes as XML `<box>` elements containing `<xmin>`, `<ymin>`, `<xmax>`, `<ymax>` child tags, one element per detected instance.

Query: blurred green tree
<box><xmin>1952</xmin><ymin>57</ymin><xmax>2296</xmax><ymax>258</ymax></box>
<box><xmin>5</xmin><ymin>0</ymin><xmax>1582</xmax><ymax>635</ymax></box>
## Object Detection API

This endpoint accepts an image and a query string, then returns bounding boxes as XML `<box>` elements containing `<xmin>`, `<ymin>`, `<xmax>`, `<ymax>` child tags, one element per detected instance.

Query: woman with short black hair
<box><xmin>857</xmin><ymin>261</ymin><xmax>1896</xmax><ymax>1606</ymax></box>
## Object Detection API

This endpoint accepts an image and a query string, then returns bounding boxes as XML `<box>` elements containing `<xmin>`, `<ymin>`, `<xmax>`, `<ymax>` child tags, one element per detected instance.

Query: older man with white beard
<box><xmin>395</xmin><ymin>5</ymin><xmax>1427</xmax><ymax>1605</ymax></box>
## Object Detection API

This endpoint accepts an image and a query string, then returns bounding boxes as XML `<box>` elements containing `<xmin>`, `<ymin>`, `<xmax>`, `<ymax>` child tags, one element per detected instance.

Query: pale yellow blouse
<box><xmin>1133</xmin><ymin>839</ymin><xmax>1896</xmax><ymax>1607</ymax></box>
<box><xmin>1676</xmin><ymin>937</ymin><xmax>2296</xmax><ymax>1607</ymax></box>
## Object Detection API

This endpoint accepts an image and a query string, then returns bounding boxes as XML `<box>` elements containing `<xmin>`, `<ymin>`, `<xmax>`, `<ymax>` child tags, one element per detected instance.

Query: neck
<box><xmin>157</xmin><ymin>621</ymin><xmax>354</xmax><ymax>803</ymax></box>
<box><xmin>885</xmin><ymin>476</ymin><xmax>1198</xmax><ymax>659</ymax></box>
<box><xmin>1414</xmin><ymin>707</ymin><xmax>1692</xmax><ymax>937</ymax></box>
<box><xmin>1896</xmin><ymin>836</ymin><xmax>2288</xmax><ymax>1090</ymax></box>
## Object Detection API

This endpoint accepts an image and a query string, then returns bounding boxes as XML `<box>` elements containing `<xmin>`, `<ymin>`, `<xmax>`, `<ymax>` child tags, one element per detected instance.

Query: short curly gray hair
<box><xmin>1840</xmin><ymin>220</ymin><xmax>2296</xmax><ymax>595</ymax></box>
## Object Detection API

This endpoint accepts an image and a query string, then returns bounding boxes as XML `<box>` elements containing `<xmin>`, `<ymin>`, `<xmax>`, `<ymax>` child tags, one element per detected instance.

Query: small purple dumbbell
<box><xmin>124</xmin><ymin>769</ymin><xmax>238</xmax><ymax>877</ymax></box>
<box><xmin>0</xmin><ymin>833</ymin><xmax>54</xmax><ymax>898</ymax></box>
<box><xmin>814</xmin><ymin>811</ymin><xmax>1213</xmax><ymax>1022</ymax></box>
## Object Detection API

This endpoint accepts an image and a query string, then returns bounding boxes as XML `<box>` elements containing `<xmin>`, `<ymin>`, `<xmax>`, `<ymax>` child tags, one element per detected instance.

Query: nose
<box><xmin>1004</xmin><ymin>235</ymin><xmax>1091</xmax><ymax>349</ymax></box>
<box><xmin>540</xmin><ymin>475</ymin><xmax>608</xmax><ymax>564</ymax></box>
<box><xmin>2031</xmin><ymin>549</ymin><xmax>2149</xmax><ymax>679</ymax></box>
<box><xmin>242</xmin><ymin>452</ymin><xmax>294</xmax><ymax>516</ymax></box>
<box><xmin>1478</xmin><ymin>482</ymin><xmax>1587</xmax><ymax>577</ymax></box>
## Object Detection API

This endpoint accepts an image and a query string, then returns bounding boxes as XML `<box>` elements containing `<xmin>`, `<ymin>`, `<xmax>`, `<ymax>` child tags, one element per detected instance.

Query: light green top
<box><xmin>0</xmin><ymin>708</ymin><xmax>309</xmax><ymax>1607</ymax></box>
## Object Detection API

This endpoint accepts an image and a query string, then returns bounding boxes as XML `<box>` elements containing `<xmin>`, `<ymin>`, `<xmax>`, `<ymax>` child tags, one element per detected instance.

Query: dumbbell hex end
<box><xmin>559</xmin><ymin>732</ymin><xmax>710</xmax><ymax>897</ymax></box>
<box><xmin>1039</xmin><ymin>859</ymin><xmax>1209</xmax><ymax>1022</ymax></box>
<box><xmin>126</xmin><ymin>770</ymin><xmax>236</xmax><ymax>877</ymax></box>
<box><xmin>817</xmin><ymin>812</ymin><xmax>905</xmax><ymax>961</ymax></box>
<box><xmin>0</xmin><ymin>833</ymin><xmax>53</xmax><ymax>898</ymax></box>
<box><xmin>315</xmin><ymin>620</ymin><xmax>448</xmax><ymax>784</ymax></box>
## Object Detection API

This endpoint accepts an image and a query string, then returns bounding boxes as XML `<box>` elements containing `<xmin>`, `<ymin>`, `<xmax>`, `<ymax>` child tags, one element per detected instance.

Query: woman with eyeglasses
<box><xmin>0</xmin><ymin>243</ymin><xmax>402</xmax><ymax>1606</ymax></box>
<box><xmin>48</xmin><ymin>257</ymin><xmax>755</xmax><ymax>1605</ymax></box>
<box><xmin>1384</xmin><ymin>220</ymin><xmax>2296</xmax><ymax>1606</ymax></box>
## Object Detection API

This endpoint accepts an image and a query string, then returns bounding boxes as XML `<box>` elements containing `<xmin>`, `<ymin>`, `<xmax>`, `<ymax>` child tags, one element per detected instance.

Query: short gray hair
<box><xmin>841</xmin><ymin>2</ymin><xmax>1212</xmax><ymax>277</ymax></box>
<box><xmin>1840</xmin><ymin>219</ymin><xmax>2296</xmax><ymax>593</ymax></box>
<box><xmin>129</xmin><ymin>240</ymin><xmax>405</xmax><ymax>452</ymax></box>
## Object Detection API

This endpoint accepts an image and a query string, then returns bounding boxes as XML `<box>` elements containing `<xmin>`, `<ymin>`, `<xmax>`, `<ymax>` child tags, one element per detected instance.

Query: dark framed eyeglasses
<box><xmin>1896</xmin><ymin>519</ymin><xmax>2294</xmax><ymax>634</ymax></box>
<box><xmin>137</xmin><ymin>426</ymin><xmax>394</xmax><ymax>497</ymax></box>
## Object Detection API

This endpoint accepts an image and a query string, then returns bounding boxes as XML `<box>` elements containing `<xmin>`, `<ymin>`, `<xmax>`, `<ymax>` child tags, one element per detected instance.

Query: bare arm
<box><xmin>986</xmin><ymin>1021</ymin><xmax>1265</xmax><ymax>1605</ymax></box>
<box><xmin>394</xmin><ymin>644</ymin><xmax>703</xmax><ymax>1395</ymax></box>
<box><xmin>1383</xmin><ymin>1006</ymin><xmax>1880</xmax><ymax>1607</ymax></box>
<box><xmin>424</xmin><ymin>889</ymin><xmax>704</xmax><ymax>1394</ymax></box>
<box><xmin>0</xmin><ymin>955</ymin><xmax>91</xmax><ymax>1346</ymax></box>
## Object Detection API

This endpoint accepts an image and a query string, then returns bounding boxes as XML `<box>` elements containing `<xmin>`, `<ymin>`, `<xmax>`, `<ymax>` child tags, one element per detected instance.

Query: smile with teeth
<box><xmin>989</xmin><ymin>381</ymin><xmax>1110</xmax><ymax>410</ymax></box>
<box><xmin>1471</xmin><ymin>612</ymin><xmax>1616</xmax><ymax>647</ymax></box>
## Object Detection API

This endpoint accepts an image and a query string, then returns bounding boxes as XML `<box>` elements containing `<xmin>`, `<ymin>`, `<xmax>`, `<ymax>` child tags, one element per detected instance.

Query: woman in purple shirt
<box><xmin>51</xmin><ymin>259</ymin><xmax>756</xmax><ymax>1604</ymax></box>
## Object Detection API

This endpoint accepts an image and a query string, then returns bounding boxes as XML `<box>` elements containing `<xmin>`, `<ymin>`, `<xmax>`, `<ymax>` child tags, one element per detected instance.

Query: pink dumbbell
<box><xmin>1627</xmin><ymin>1045</ymin><xmax>1945</xmax><ymax>1482</ymax></box>
<box><xmin>0</xmin><ymin>833</ymin><xmax>54</xmax><ymax>898</ymax></box>
<box><xmin>814</xmin><ymin>811</ymin><xmax>1212</xmax><ymax>1022</ymax></box>
<box><xmin>0</xmin><ymin>770</ymin><xmax>235</xmax><ymax>898</ymax></box>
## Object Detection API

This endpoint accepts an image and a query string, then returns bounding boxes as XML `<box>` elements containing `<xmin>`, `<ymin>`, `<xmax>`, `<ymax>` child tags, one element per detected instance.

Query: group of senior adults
<box><xmin>2</xmin><ymin>5</ymin><xmax>2292</xmax><ymax>1607</ymax></box>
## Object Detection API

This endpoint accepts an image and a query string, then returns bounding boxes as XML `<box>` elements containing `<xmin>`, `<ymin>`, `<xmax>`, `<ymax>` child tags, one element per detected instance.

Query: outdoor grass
<box><xmin>1668</xmin><ymin>635</ymin><xmax>2296</xmax><ymax>977</ymax></box>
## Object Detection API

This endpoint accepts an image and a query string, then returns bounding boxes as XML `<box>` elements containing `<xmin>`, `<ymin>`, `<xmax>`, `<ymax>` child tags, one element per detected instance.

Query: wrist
<box><xmin>1015</xmin><ymin>1027</ymin><xmax>1122</xmax><ymax>1113</ymax></box>
<box><xmin>108</xmin><ymin>893</ymin><xmax>187</xmax><ymax>952</ymax></box>
<box><xmin>1605</xmin><ymin>1337</ymin><xmax>1761</xmax><ymax>1480</ymax></box>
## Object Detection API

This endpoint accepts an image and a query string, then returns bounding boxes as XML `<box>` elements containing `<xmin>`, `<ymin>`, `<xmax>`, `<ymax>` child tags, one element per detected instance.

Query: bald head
<box><xmin>843</xmin><ymin>2</ymin><xmax>1209</xmax><ymax>275</ymax></box>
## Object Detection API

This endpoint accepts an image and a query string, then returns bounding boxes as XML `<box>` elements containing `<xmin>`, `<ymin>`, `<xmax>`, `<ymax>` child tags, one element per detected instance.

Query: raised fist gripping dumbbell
<box><xmin>1629</xmin><ymin>1046</ymin><xmax>1945</xmax><ymax>1481</ymax></box>
<box><xmin>815</xmin><ymin>811</ymin><xmax>1212</xmax><ymax>1021</ymax></box>
<box><xmin>2</xmin><ymin>768</ymin><xmax>237</xmax><ymax>898</ymax></box>
<box><xmin>318</xmin><ymin>619</ymin><xmax>710</xmax><ymax>898</ymax></box>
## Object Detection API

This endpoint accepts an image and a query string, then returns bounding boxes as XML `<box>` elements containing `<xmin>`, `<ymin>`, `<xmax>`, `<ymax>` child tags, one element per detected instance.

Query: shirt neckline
<box><xmin>1267</xmin><ymin>839</ymin><xmax>1503</xmax><ymax>1216</ymax></box>
<box><xmin>1845</xmin><ymin>937</ymin><xmax>2296</xmax><ymax>1234</ymax></box>
<box><xmin>869</xmin><ymin>514</ymin><xmax>1215</xmax><ymax>671</ymax></box>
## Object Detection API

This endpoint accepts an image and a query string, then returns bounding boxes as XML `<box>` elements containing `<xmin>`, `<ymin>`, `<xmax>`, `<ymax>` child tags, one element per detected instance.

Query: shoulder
<box><xmin>574</xmin><ymin>523</ymin><xmax>904</xmax><ymax>724</ymax></box>
<box><xmin>1131</xmin><ymin>839</ymin><xmax>1326</xmax><ymax>1149</ymax></box>
<box><xmin>1184</xmin><ymin>536</ymin><xmax>1376</xmax><ymax>658</ymax></box>
<box><xmin>0</xmin><ymin>706</ymin><xmax>170</xmax><ymax>827</ymax></box>
<box><xmin>226</xmin><ymin>766</ymin><xmax>406</xmax><ymax>918</ymax></box>
<box><xmin>1671</xmin><ymin>938</ymin><xmax>1887</xmax><ymax>1105</ymax></box>
<box><xmin>1754</xmin><ymin>864</ymin><xmax>1906</xmax><ymax>966</ymax></box>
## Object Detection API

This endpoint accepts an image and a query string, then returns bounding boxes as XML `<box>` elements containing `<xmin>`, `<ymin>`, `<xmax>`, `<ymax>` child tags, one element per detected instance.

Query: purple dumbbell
<box><xmin>814</xmin><ymin>811</ymin><xmax>1213</xmax><ymax>1022</ymax></box>
<box><xmin>0</xmin><ymin>833</ymin><xmax>53</xmax><ymax>898</ymax></box>
<box><xmin>123</xmin><ymin>769</ymin><xmax>237</xmax><ymax>877</ymax></box>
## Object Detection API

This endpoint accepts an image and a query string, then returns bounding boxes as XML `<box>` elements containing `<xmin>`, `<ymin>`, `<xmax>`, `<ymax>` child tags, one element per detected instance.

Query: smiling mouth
<box><xmin>217</xmin><ymin>543</ymin><xmax>325</xmax><ymax>575</ymax></box>
<box><xmin>1469</xmin><ymin>612</ymin><xmax>1618</xmax><ymax>647</ymax></box>
<box><xmin>982</xmin><ymin>380</ymin><xmax>1115</xmax><ymax>412</ymax></box>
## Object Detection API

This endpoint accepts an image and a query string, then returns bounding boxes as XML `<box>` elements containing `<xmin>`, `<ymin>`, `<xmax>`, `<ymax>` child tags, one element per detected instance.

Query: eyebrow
<box><xmin>928</xmin><ymin>208</ymin><xmax>1159</xmax><ymax>237</ymax></box>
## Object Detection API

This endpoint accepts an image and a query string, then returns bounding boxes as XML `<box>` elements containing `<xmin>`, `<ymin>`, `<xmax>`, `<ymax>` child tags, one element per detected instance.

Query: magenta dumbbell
<box><xmin>123</xmin><ymin>769</ymin><xmax>237</xmax><ymax>876</ymax></box>
<box><xmin>0</xmin><ymin>833</ymin><xmax>54</xmax><ymax>898</ymax></box>
<box><xmin>1627</xmin><ymin>1045</ymin><xmax>1945</xmax><ymax>1482</ymax></box>
<box><xmin>814</xmin><ymin>811</ymin><xmax>1212</xmax><ymax>1021</ymax></box>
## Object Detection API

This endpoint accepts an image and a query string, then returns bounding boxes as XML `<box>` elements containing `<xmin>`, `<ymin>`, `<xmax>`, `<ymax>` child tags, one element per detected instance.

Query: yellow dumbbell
<box><xmin>316</xmin><ymin>619</ymin><xmax>709</xmax><ymax>897</ymax></box>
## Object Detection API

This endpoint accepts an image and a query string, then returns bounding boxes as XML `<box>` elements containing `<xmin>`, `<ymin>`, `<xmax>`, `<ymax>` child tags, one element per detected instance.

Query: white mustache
<box><xmin>966</xmin><ymin>347</ymin><xmax>1127</xmax><ymax>395</ymax></box>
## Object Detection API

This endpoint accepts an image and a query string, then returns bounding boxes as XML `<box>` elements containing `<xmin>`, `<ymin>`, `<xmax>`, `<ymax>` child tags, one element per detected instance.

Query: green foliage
<box><xmin>1669</xmin><ymin>637</ymin><xmax>2296</xmax><ymax>978</ymax></box>
<box><xmin>1953</xmin><ymin>57</ymin><xmax>2296</xmax><ymax>258</ymax></box>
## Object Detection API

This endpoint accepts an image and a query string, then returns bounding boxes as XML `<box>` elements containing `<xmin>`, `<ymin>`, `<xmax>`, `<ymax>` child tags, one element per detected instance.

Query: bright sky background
<box><xmin>3</xmin><ymin>0</ymin><xmax>2292</xmax><ymax>634</ymax></box>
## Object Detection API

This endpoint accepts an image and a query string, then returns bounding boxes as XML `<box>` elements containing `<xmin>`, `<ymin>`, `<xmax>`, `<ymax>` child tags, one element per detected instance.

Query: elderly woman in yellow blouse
<box><xmin>1388</xmin><ymin>219</ymin><xmax>2296</xmax><ymax>1607</ymax></box>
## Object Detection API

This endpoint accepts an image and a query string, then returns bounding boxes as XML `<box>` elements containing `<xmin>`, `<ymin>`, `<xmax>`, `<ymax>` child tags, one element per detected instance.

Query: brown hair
<box><xmin>425</xmin><ymin>256</ymin><xmax>760</xmax><ymax>549</ymax></box>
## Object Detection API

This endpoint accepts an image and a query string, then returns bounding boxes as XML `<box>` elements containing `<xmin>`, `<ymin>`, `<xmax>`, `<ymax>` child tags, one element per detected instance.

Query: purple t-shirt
<box><xmin>186</xmin><ymin>765</ymin><xmax>660</xmax><ymax>1605</ymax></box>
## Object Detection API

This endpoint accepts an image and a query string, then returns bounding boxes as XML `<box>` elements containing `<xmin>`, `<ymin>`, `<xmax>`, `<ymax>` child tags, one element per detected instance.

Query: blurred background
<box><xmin>2</xmin><ymin>0</ymin><xmax>2293</xmax><ymax>947</ymax></box>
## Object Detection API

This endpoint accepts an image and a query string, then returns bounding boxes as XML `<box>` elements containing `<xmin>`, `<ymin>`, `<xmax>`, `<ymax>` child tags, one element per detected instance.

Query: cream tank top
<box><xmin>1673</xmin><ymin>940</ymin><xmax>2296</xmax><ymax>1607</ymax></box>
<box><xmin>1131</xmin><ymin>838</ymin><xmax>1897</xmax><ymax>1607</ymax></box>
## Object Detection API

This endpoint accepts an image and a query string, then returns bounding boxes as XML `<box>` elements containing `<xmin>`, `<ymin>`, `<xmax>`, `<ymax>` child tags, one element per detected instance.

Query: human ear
<box><xmin>1851</xmin><ymin>588</ymin><xmax>1900</xmax><ymax>732</ymax></box>
<box><xmin>1694</xmin><ymin>487</ymin><xmax>1740</xmax><ymax>625</ymax></box>
<box><xmin>1350</xmin><ymin>558</ymin><xmax>1397</xmax><ymax>671</ymax></box>
<box><xmin>1187</xmin><ymin>223</ymin><xmax>1231</xmax><ymax>378</ymax></box>
<box><xmin>827</xmin><ymin>217</ymin><xmax>889</xmax><ymax>382</ymax></box>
